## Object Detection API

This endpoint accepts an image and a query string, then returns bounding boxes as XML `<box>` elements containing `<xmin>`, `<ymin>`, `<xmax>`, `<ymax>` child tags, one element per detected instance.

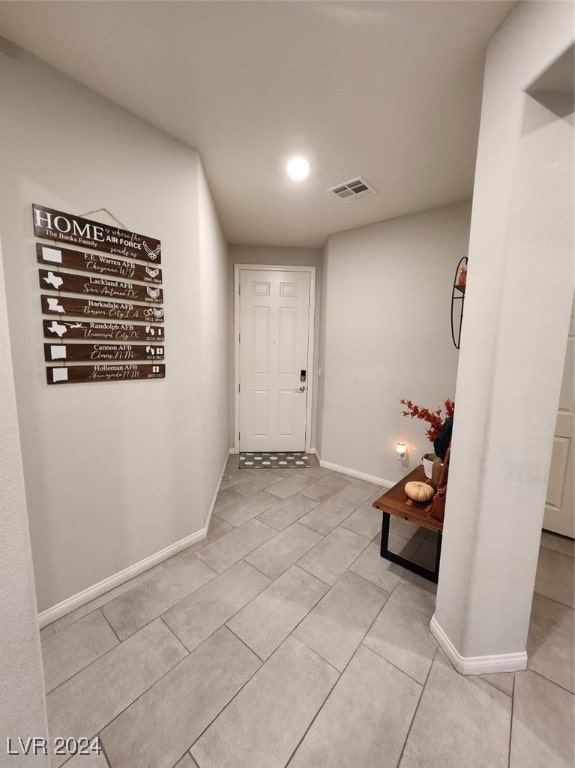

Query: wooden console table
<box><xmin>372</xmin><ymin>465</ymin><xmax>443</xmax><ymax>583</ymax></box>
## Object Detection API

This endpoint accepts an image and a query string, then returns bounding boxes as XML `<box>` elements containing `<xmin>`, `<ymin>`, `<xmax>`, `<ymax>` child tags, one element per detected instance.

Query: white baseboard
<box><xmin>38</xmin><ymin>527</ymin><xmax>207</xmax><ymax>628</ymax></box>
<box><xmin>315</xmin><ymin>453</ymin><xmax>394</xmax><ymax>489</ymax></box>
<box><xmin>430</xmin><ymin>615</ymin><xmax>528</xmax><ymax>675</ymax></box>
<box><xmin>38</xmin><ymin>451</ymin><xmax>230</xmax><ymax>629</ymax></box>
<box><xmin>203</xmin><ymin>450</ymin><xmax>232</xmax><ymax>534</ymax></box>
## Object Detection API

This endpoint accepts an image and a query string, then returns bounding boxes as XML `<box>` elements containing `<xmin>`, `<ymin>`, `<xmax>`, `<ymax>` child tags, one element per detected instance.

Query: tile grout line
<box><xmin>212</xmin><ymin>498</ymin><xmax>287</xmax><ymax>529</ymax></box>
<box><xmin>238</xmin><ymin>558</ymin><xmax>277</xmax><ymax>583</ymax></box>
<box><xmin>291</xmin><ymin>559</ymin><xmax>335</xmax><ymax>588</ymax></box>
<box><xmin>44</xmin><ymin>566</ymin><xmax>219</xmax><ymax>699</ymax></box>
<box><xmin>222</xmin><ymin>563</ymin><xmax>331</xmax><ymax>661</ymax></box>
<box><xmin>292</xmin><ymin>567</ymin><xmax>393</xmax><ymax>680</ymax></box>
<box><xmin>507</xmin><ymin>672</ymin><xmax>516</xmax><ymax>768</ymax></box>
<box><xmin>44</xmin><ymin>517</ymin><xmax>241</xmax><ymax>638</ymax></box>
<box><xmin>160</xmin><ymin>559</ymin><xmax>284</xmax><ymax>653</ymax></box>
<box><xmin>362</xmin><ymin>645</ymin><xmax>429</xmax><ymax>690</ymax></box>
<box><xmin>284</xmin><ymin>576</ymin><xmax>405</xmax><ymax>768</ymax></box>
<box><xmin>84</xmin><ymin>620</ymin><xmax>260</xmax><ymax>758</ymax></box>
<box><xmin>159</xmin><ymin>615</ymin><xmax>193</xmax><ymax>655</ymax></box>
<box><xmin>282</xmin><ymin>660</ymin><xmax>342</xmax><ymax>768</ymax></box>
<box><xmin>395</xmin><ymin>646</ymin><xmax>439</xmax><ymax>768</ymax></box>
<box><xmin>296</xmin><ymin>504</ymin><xmax>361</xmax><ymax>539</ymax></box>
<box><xmin>293</xmin><ymin>633</ymin><xmax>346</xmax><ymax>677</ymax></box>
<box><xmin>101</xmin><ymin>562</ymin><xmax>219</xmax><ymax>644</ymax></box>
<box><xmin>531</xmin><ymin>589</ymin><xmax>574</xmax><ymax>610</ymax></box>
<box><xmin>169</xmin><ymin>747</ymin><xmax>194</xmax><ymax>768</ymax></box>
<box><xmin>165</xmin><ymin>547</ymin><xmax>321</xmax><ymax>654</ymax></box>
<box><xmin>43</xmin><ymin>613</ymin><xmax>125</xmax><ymax>695</ymax></box>
<box><xmin>186</xmin><ymin>629</ymin><xmax>316</xmax><ymax>763</ymax></box>
<box><xmin>96</xmin><ymin>735</ymin><xmax>112</xmax><ymax>768</ymax></box>
<box><xmin>527</xmin><ymin>666</ymin><xmax>575</xmax><ymax>696</ymax></box>
<box><xmin>44</xmin><ymin>564</ymin><xmax>167</xmax><ymax>638</ymax></box>
<box><xmin>224</xmin><ymin>623</ymin><xmax>267</xmax><ymax>663</ymax></box>
<box><xmin>480</xmin><ymin>674</ymin><xmax>514</xmax><ymax>697</ymax></box>
<box><xmin>285</xmin><ymin>566</ymin><xmax>421</xmax><ymax>767</ymax></box>
<box><xmin>47</xmin><ymin>632</ymin><xmax>195</xmax><ymax>768</ymax></box>
<box><xmin>99</xmin><ymin>606</ymin><xmax>122</xmax><ymax>644</ymax></box>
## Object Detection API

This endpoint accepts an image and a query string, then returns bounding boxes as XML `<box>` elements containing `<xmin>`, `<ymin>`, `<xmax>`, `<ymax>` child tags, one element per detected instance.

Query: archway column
<box><xmin>432</xmin><ymin>1</ymin><xmax>574</xmax><ymax>674</ymax></box>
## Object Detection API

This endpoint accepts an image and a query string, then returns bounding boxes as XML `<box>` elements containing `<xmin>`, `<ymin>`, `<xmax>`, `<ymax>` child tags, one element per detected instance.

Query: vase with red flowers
<box><xmin>400</xmin><ymin>398</ymin><xmax>454</xmax><ymax>480</ymax></box>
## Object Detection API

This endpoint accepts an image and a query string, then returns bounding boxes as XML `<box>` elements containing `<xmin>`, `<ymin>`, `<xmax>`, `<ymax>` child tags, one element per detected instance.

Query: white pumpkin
<box><xmin>405</xmin><ymin>481</ymin><xmax>434</xmax><ymax>503</ymax></box>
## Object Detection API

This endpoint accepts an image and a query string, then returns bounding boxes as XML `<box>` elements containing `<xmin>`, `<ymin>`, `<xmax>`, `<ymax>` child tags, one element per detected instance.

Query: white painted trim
<box><xmin>233</xmin><ymin>264</ymin><xmax>316</xmax><ymax>454</ymax></box>
<box><xmin>38</xmin><ymin>452</ymin><xmax>230</xmax><ymax>629</ymax></box>
<box><xmin>234</xmin><ymin>264</ymin><xmax>241</xmax><ymax>453</ymax></box>
<box><xmin>202</xmin><ymin>450</ymin><xmax>233</xmax><ymax>535</ymax></box>
<box><xmin>38</xmin><ymin>528</ymin><xmax>206</xmax><ymax>628</ymax></box>
<box><xmin>430</xmin><ymin>615</ymin><xmax>528</xmax><ymax>675</ymax></box>
<box><xmin>318</xmin><ymin>457</ymin><xmax>394</xmax><ymax>488</ymax></box>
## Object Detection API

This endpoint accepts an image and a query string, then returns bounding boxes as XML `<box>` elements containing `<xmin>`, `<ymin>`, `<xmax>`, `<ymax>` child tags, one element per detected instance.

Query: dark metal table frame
<box><xmin>373</xmin><ymin>465</ymin><xmax>444</xmax><ymax>584</ymax></box>
<box><xmin>380</xmin><ymin>512</ymin><xmax>442</xmax><ymax>583</ymax></box>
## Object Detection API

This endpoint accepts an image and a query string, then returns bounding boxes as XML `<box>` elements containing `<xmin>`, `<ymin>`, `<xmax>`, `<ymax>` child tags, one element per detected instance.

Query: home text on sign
<box><xmin>33</xmin><ymin>205</ymin><xmax>162</xmax><ymax>262</ymax></box>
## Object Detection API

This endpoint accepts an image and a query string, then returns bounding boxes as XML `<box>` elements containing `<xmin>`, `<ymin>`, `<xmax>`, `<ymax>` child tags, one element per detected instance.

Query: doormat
<box><xmin>239</xmin><ymin>452</ymin><xmax>311</xmax><ymax>469</ymax></box>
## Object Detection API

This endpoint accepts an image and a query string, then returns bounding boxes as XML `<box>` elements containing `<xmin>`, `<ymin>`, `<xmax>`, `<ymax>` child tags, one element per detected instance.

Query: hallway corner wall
<box><xmin>0</xmin><ymin>46</ymin><xmax>229</xmax><ymax>612</ymax></box>
<box><xmin>319</xmin><ymin>201</ymin><xmax>471</xmax><ymax>483</ymax></box>
<box><xmin>435</xmin><ymin>0</ymin><xmax>574</xmax><ymax>661</ymax></box>
<box><xmin>0</xmin><ymin>237</ymin><xmax>50</xmax><ymax>757</ymax></box>
<box><xmin>198</xmin><ymin>161</ymin><xmax>230</xmax><ymax>506</ymax></box>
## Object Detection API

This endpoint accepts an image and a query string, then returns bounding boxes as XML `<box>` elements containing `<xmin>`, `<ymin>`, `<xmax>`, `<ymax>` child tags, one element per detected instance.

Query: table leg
<box><xmin>380</xmin><ymin>511</ymin><xmax>391</xmax><ymax>558</ymax></box>
<box><xmin>379</xmin><ymin>513</ymin><xmax>441</xmax><ymax>584</ymax></box>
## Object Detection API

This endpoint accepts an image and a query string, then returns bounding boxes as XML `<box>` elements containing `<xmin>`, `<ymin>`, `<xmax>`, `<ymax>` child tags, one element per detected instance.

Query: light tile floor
<box><xmin>40</xmin><ymin>456</ymin><xmax>575</xmax><ymax>768</ymax></box>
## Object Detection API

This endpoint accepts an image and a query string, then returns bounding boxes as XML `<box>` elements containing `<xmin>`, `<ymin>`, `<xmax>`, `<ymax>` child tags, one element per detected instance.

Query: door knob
<box><xmin>296</xmin><ymin>386</ymin><xmax>306</xmax><ymax>392</ymax></box>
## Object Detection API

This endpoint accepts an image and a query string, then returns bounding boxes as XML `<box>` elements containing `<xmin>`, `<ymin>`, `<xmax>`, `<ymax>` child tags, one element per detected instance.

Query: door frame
<box><xmin>234</xmin><ymin>264</ymin><xmax>316</xmax><ymax>455</ymax></box>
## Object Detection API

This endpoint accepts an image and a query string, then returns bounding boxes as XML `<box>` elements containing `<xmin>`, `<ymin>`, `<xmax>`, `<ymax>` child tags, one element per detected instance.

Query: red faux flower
<box><xmin>400</xmin><ymin>398</ymin><xmax>454</xmax><ymax>443</ymax></box>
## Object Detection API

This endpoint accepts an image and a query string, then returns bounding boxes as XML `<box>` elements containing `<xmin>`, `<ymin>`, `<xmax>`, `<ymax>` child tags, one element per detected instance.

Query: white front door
<box><xmin>543</xmin><ymin>298</ymin><xmax>574</xmax><ymax>538</ymax></box>
<box><xmin>238</xmin><ymin>268</ymin><xmax>312</xmax><ymax>452</ymax></box>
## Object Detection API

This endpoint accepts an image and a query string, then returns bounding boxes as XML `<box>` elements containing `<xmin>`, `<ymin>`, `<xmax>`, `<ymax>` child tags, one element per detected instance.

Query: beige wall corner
<box><xmin>435</xmin><ymin>1</ymin><xmax>574</xmax><ymax>664</ymax></box>
<box><xmin>0</xmin><ymin>237</ymin><xmax>50</xmax><ymax>761</ymax></box>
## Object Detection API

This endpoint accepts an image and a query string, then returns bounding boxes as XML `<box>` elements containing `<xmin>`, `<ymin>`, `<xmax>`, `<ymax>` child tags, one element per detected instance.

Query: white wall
<box><xmin>228</xmin><ymin>245</ymin><xmax>322</xmax><ymax>450</ymax></box>
<box><xmin>0</xmin><ymin>46</ymin><xmax>229</xmax><ymax>612</ymax></box>
<box><xmin>319</xmin><ymin>201</ymin><xmax>471</xmax><ymax>482</ymax></box>
<box><xmin>199</xmin><ymin>162</ymin><xmax>230</xmax><ymax>507</ymax></box>
<box><xmin>434</xmin><ymin>1</ymin><xmax>574</xmax><ymax>665</ymax></box>
<box><xmin>0</xmin><ymin>238</ymin><xmax>50</xmax><ymax>762</ymax></box>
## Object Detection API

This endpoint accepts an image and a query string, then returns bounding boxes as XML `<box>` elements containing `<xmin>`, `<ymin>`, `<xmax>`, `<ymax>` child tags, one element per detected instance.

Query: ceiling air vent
<box><xmin>328</xmin><ymin>176</ymin><xmax>377</xmax><ymax>202</ymax></box>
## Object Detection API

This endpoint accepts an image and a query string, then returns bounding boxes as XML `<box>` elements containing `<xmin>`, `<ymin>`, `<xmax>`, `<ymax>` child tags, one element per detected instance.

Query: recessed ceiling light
<box><xmin>286</xmin><ymin>156</ymin><xmax>310</xmax><ymax>181</ymax></box>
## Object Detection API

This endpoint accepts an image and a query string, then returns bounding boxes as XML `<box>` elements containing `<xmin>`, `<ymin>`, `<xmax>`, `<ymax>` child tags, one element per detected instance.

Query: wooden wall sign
<box><xmin>37</xmin><ymin>243</ymin><xmax>162</xmax><ymax>283</ymax></box>
<box><xmin>46</xmin><ymin>364</ymin><xmax>165</xmax><ymax>385</ymax></box>
<box><xmin>41</xmin><ymin>294</ymin><xmax>165</xmax><ymax>323</ymax></box>
<box><xmin>44</xmin><ymin>343</ymin><xmax>164</xmax><ymax>362</ymax></box>
<box><xmin>43</xmin><ymin>319</ymin><xmax>164</xmax><ymax>343</ymax></box>
<box><xmin>35</xmin><ymin>205</ymin><xmax>166</xmax><ymax>385</ymax></box>
<box><xmin>39</xmin><ymin>269</ymin><xmax>163</xmax><ymax>303</ymax></box>
<box><xmin>33</xmin><ymin>204</ymin><xmax>162</xmax><ymax>262</ymax></box>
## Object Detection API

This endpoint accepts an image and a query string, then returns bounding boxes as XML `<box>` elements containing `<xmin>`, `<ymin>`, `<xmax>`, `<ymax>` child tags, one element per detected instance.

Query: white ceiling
<box><xmin>0</xmin><ymin>1</ymin><xmax>515</xmax><ymax>247</ymax></box>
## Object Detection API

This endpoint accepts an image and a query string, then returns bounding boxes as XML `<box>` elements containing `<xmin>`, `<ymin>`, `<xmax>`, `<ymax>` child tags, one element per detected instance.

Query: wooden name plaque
<box><xmin>44</xmin><ymin>343</ymin><xmax>164</xmax><ymax>363</ymax></box>
<box><xmin>41</xmin><ymin>294</ymin><xmax>165</xmax><ymax>323</ymax></box>
<box><xmin>43</xmin><ymin>319</ymin><xmax>164</xmax><ymax>343</ymax></box>
<box><xmin>47</xmin><ymin>364</ymin><xmax>165</xmax><ymax>385</ymax></box>
<box><xmin>35</xmin><ymin>205</ymin><xmax>165</xmax><ymax>385</ymax></box>
<box><xmin>37</xmin><ymin>243</ymin><xmax>162</xmax><ymax>283</ymax></box>
<box><xmin>33</xmin><ymin>205</ymin><xmax>162</xmax><ymax>262</ymax></box>
<box><xmin>39</xmin><ymin>269</ymin><xmax>163</xmax><ymax>303</ymax></box>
